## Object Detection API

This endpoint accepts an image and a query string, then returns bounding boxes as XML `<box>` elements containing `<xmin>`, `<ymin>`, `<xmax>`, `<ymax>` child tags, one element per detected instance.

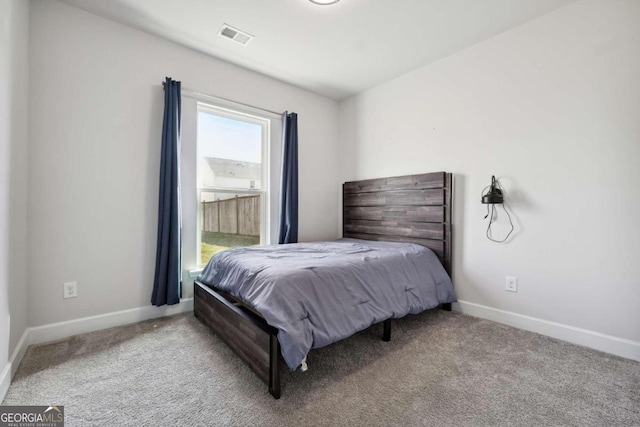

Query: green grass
<box><xmin>200</xmin><ymin>232</ymin><xmax>260</xmax><ymax>265</ymax></box>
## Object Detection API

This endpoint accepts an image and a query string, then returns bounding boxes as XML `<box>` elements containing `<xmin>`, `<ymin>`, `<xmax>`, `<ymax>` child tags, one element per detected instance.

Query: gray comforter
<box><xmin>197</xmin><ymin>238</ymin><xmax>456</xmax><ymax>370</ymax></box>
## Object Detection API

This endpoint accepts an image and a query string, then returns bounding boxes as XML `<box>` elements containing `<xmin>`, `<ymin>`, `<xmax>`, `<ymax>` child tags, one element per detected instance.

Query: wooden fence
<box><xmin>202</xmin><ymin>195</ymin><xmax>260</xmax><ymax>237</ymax></box>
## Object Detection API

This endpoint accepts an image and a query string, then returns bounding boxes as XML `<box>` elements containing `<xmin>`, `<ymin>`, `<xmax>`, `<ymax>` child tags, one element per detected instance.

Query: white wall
<box><xmin>0</xmin><ymin>0</ymin><xmax>14</xmax><ymax>386</ymax></box>
<box><xmin>28</xmin><ymin>0</ymin><xmax>340</xmax><ymax>327</ymax></box>
<box><xmin>6</xmin><ymin>0</ymin><xmax>29</xmax><ymax>362</ymax></box>
<box><xmin>0</xmin><ymin>0</ymin><xmax>29</xmax><ymax>401</ymax></box>
<box><xmin>1</xmin><ymin>0</ymin><xmax>29</xmax><ymax>391</ymax></box>
<box><xmin>339</xmin><ymin>0</ymin><xmax>640</xmax><ymax>343</ymax></box>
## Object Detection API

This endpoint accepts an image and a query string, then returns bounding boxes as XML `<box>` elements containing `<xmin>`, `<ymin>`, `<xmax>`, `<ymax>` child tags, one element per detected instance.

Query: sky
<box><xmin>197</xmin><ymin>111</ymin><xmax>262</xmax><ymax>163</ymax></box>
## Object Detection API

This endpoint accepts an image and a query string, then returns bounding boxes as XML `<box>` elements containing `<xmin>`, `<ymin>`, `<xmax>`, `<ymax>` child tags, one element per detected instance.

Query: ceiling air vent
<box><xmin>218</xmin><ymin>24</ymin><xmax>254</xmax><ymax>46</ymax></box>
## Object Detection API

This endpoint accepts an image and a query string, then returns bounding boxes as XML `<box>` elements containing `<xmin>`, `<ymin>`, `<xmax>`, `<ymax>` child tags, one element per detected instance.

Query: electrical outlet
<box><xmin>505</xmin><ymin>276</ymin><xmax>517</xmax><ymax>293</ymax></box>
<box><xmin>64</xmin><ymin>281</ymin><xmax>78</xmax><ymax>299</ymax></box>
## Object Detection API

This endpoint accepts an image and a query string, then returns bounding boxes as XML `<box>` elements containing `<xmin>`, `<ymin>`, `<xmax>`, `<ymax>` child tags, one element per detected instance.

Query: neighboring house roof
<box><xmin>206</xmin><ymin>157</ymin><xmax>261</xmax><ymax>180</ymax></box>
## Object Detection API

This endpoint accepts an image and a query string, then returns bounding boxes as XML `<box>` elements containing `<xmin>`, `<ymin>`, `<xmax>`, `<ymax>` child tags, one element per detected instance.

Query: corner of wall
<box><xmin>7</xmin><ymin>0</ymin><xmax>30</xmax><ymax>363</ymax></box>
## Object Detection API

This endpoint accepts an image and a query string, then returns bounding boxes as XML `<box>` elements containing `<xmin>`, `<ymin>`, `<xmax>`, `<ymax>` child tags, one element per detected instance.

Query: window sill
<box><xmin>188</xmin><ymin>268</ymin><xmax>204</xmax><ymax>279</ymax></box>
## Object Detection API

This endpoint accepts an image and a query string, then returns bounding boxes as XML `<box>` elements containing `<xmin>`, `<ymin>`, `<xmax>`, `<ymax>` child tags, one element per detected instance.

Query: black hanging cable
<box><xmin>481</xmin><ymin>179</ymin><xmax>514</xmax><ymax>243</ymax></box>
<box><xmin>486</xmin><ymin>203</ymin><xmax>514</xmax><ymax>243</ymax></box>
<box><xmin>481</xmin><ymin>186</ymin><xmax>491</xmax><ymax>219</ymax></box>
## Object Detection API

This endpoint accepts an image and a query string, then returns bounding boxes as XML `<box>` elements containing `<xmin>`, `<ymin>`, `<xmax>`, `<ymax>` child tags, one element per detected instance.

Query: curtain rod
<box><xmin>162</xmin><ymin>81</ymin><xmax>283</xmax><ymax>117</ymax></box>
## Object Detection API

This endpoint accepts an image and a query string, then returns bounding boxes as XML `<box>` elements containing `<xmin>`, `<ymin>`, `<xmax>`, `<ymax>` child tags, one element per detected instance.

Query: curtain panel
<box><xmin>278</xmin><ymin>112</ymin><xmax>299</xmax><ymax>244</ymax></box>
<box><xmin>151</xmin><ymin>77</ymin><xmax>182</xmax><ymax>306</ymax></box>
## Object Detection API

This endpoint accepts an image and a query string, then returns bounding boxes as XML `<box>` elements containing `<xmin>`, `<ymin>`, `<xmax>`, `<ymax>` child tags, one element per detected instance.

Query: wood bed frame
<box><xmin>194</xmin><ymin>171</ymin><xmax>453</xmax><ymax>399</ymax></box>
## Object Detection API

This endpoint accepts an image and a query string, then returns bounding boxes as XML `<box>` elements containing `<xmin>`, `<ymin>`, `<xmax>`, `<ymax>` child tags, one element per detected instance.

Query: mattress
<box><xmin>197</xmin><ymin>238</ymin><xmax>456</xmax><ymax>370</ymax></box>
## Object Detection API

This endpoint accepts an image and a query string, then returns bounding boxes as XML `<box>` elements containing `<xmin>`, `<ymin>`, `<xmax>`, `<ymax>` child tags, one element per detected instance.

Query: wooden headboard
<box><xmin>342</xmin><ymin>172</ymin><xmax>453</xmax><ymax>275</ymax></box>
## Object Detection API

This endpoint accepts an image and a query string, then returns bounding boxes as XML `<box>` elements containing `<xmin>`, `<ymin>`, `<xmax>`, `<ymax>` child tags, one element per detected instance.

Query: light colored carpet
<box><xmin>2</xmin><ymin>310</ymin><xmax>639</xmax><ymax>426</ymax></box>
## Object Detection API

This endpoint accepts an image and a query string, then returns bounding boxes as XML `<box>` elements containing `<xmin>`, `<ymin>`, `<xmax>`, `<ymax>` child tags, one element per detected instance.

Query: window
<box><xmin>180</xmin><ymin>94</ymin><xmax>282</xmax><ymax>277</ymax></box>
<box><xmin>196</xmin><ymin>103</ymin><xmax>270</xmax><ymax>265</ymax></box>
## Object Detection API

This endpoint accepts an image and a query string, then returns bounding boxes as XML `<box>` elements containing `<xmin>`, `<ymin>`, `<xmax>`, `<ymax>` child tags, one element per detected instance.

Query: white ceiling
<box><xmin>59</xmin><ymin>0</ymin><xmax>575</xmax><ymax>100</ymax></box>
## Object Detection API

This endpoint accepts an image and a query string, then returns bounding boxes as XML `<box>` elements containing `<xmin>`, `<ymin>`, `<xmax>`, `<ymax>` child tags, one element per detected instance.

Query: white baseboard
<box><xmin>453</xmin><ymin>300</ymin><xmax>640</xmax><ymax>362</ymax></box>
<box><xmin>9</xmin><ymin>329</ymin><xmax>29</xmax><ymax>378</ymax></box>
<box><xmin>0</xmin><ymin>362</ymin><xmax>10</xmax><ymax>404</ymax></box>
<box><xmin>0</xmin><ymin>298</ymin><xmax>194</xmax><ymax>404</ymax></box>
<box><xmin>1</xmin><ymin>329</ymin><xmax>30</xmax><ymax>403</ymax></box>
<box><xmin>29</xmin><ymin>298</ymin><xmax>194</xmax><ymax>346</ymax></box>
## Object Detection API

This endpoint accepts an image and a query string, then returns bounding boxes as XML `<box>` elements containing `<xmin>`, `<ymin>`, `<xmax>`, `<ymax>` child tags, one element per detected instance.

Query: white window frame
<box><xmin>195</xmin><ymin>102</ymin><xmax>271</xmax><ymax>267</ymax></box>
<box><xmin>180</xmin><ymin>93</ymin><xmax>283</xmax><ymax>287</ymax></box>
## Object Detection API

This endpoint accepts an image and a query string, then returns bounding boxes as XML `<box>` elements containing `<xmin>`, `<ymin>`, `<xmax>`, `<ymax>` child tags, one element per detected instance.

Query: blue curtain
<box><xmin>151</xmin><ymin>77</ymin><xmax>182</xmax><ymax>306</ymax></box>
<box><xmin>278</xmin><ymin>112</ymin><xmax>298</xmax><ymax>244</ymax></box>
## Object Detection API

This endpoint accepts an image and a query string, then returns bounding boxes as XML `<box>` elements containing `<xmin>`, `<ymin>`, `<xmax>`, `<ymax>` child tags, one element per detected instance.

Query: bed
<box><xmin>194</xmin><ymin>171</ymin><xmax>454</xmax><ymax>399</ymax></box>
